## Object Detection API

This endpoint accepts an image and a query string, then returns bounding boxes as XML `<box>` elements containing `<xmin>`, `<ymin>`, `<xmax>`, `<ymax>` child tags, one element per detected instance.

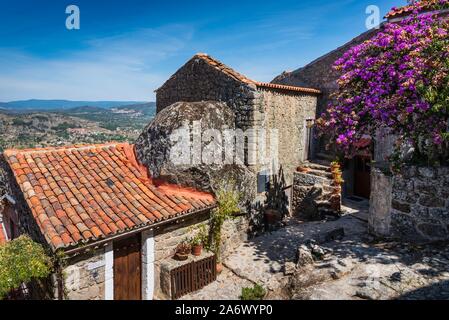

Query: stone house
<box><xmin>156</xmin><ymin>53</ymin><xmax>321</xmax><ymax>194</ymax></box>
<box><xmin>0</xmin><ymin>142</ymin><xmax>250</xmax><ymax>300</ymax></box>
<box><xmin>276</xmin><ymin>1</ymin><xmax>449</xmax><ymax>240</ymax></box>
<box><xmin>273</xmin><ymin>1</ymin><xmax>449</xmax><ymax>201</ymax></box>
<box><xmin>272</xmin><ymin>28</ymin><xmax>380</xmax><ymax>200</ymax></box>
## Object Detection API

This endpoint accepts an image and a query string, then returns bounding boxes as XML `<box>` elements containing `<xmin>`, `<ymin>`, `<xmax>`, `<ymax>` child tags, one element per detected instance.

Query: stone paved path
<box><xmin>182</xmin><ymin>199</ymin><xmax>368</xmax><ymax>299</ymax></box>
<box><xmin>223</xmin><ymin>202</ymin><xmax>367</xmax><ymax>293</ymax></box>
<box><xmin>181</xmin><ymin>199</ymin><xmax>449</xmax><ymax>300</ymax></box>
<box><xmin>292</xmin><ymin>240</ymin><xmax>449</xmax><ymax>300</ymax></box>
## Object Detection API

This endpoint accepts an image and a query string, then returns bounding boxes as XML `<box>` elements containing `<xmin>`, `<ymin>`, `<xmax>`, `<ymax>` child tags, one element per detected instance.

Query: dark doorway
<box><xmin>354</xmin><ymin>155</ymin><xmax>371</xmax><ymax>199</ymax></box>
<box><xmin>114</xmin><ymin>234</ymin><xmax>142</xmax><ymax>300</ymax></box>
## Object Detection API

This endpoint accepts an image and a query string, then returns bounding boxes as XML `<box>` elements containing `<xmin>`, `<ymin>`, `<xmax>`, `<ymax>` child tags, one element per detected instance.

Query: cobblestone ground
<box><xmin>182</xmin><ymin>199</ymin><xmax>449</xmax><ymax>300</ymax></box>
<box><xmin>182</xmin><ymin>199</ymin><xmax>368</xmax><ymax>300</ymax></box>
<box><xmin>292</xmin><ymin>240</ymin><xmax>449</xmax><ymax>300</ymax></box>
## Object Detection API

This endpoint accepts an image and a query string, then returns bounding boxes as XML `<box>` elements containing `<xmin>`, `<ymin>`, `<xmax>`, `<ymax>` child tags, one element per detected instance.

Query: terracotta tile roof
<box><xmin>255</xmin><ymin>82</ymin><xmax>321</xmax><ymax>94</ymax></box>
<box><xmin>193</xmin><ymin>53</ymin><xmax>321</xmax><ymax>95</ymax></box>
<box><xmin>385</xmin><ymin>0</ymin><xmax>446</xmax><ymax>19</ymax></box>
<box><xmin>3</xmin><ymin>143</ymin><xmax>215</xmax><ymax>251</ymax></box>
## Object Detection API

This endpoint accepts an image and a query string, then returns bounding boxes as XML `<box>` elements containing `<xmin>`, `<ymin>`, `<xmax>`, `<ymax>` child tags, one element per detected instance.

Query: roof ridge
<box><xmin>194</xmin><ymin>53</ymin><xmax>256</xmax><ymax>85</ymax></box>
<box><xmin>194</xmin><ymin>53</ymin><xmax>320</xmax><ymax>94</ymax></box>
<box><xmin>3</xmin><ymin>142</ymin><xmax>125</xmax><ymax>157</ymax></box>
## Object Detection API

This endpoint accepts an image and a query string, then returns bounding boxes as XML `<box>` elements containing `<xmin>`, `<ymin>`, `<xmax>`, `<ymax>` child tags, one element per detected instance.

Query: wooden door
<box><xmin>354</xmin><ymin>156</ymin><xmax>371</xmax><ymax>199</ymax></box>
<box><xmin>114</xmin><ymin>235</ymin><xmax>142</xmax><ymax>300</ymax></box>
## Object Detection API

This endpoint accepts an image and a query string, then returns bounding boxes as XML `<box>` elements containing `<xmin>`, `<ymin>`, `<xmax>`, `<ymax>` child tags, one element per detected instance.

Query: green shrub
<box><xmin>0</xmin><ymin>235</ymin><xmax>52</xmax><ymax>299</ymax></box>
<box><xmin>240</xmin><ymin>284</ymin><xmax>266</xmax><ymax>300</ymax></box>
<box><xmin>208</xmin><ymin>180</ymin><xmax>241</xmax><ymax>261</ymax></box>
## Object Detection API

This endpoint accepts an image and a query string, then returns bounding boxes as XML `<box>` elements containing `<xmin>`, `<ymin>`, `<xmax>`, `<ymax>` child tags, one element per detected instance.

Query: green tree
<box><xmin>208</xmin><ymin>180</ymin><xmax>241</xmax><ymax>261</ymax></box>
<box><xmin>0</xmin><ymin>235</ymin><xmax>52</xmax><ymax>299</ymax></box>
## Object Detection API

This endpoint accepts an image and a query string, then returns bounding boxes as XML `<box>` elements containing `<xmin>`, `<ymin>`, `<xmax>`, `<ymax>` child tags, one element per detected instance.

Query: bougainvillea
<box><xmin>317</xmin><ymin>0</ymin><xmax>449</xmax><ymax>166</ymax></box>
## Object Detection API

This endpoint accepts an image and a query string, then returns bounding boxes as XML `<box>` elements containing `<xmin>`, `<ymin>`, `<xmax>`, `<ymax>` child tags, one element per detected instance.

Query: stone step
<box><xmin>306</xmin><ymin>168</ymin><xmax>333</xmax><ymax>179</ymax></box>
<box><xmin>323</xmin><ymin>185</ymin><xmax>339</xmax><ymax>193</ymax></box>
<box><xmin>315</xmin><ymin>200</ymin><xmax>332</xmax><ymax>208</ymax></box>
<box><xmin>302</xmin><ymin>161</ymin><xmax>332</xmax><ymax>172</ymax></box>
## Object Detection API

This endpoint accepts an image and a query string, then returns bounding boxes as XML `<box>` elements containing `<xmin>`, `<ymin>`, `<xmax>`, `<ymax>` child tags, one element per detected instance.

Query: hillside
<box><xmin>59</xmin><ymin>102</ymin><xmax>155</xmax><ymax>131</ymax></box>
<box><xmin>0</xmin><ymin>99</ymin><xmax>148</xmax><ymax>111</ymax></box>
<box><xmin>0</xmin><ymin>102</ymin><xmax>156</xmax><ymax>151</ymax></box>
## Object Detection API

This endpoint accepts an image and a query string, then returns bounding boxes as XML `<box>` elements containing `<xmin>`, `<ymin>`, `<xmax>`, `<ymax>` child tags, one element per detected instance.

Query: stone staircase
<box><xmin>292</xmin><ymin>161</ymin><xmax>341</xmax><ymax>220</ymax></box>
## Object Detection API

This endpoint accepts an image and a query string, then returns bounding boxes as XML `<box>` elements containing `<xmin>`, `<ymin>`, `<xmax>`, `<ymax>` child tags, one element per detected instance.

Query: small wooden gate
<box><xmin>170</xmin><ymin>255</ymin><xmax>216</xmax><ymax>299</ymax></box>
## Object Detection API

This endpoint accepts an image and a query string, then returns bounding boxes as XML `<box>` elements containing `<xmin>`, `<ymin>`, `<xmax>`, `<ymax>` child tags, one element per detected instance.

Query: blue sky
<box><xmin>0</xmin><ymin>0</ymin><xmax>405</xmax><ymax>101</ymax></box>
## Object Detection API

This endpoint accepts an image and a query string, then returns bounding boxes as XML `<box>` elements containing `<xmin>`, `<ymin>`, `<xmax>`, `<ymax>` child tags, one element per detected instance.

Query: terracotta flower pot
<box><xmin>216</xmin><ymin>263</ymin><xmax>224</xmax><ymax>274</ymax></box>
<box><xmin>297</xmin><ymin>166</ymin><xmax>310</xmax><ymax>173</ymax></box>
<box><xmin>174</xmin><ymin>252</ymin><xmax>189</xmax><ymax>261</ymax></box>
<box><xmin>192</xmin><ymin>244</ymin><xmax>203</xmax><ymax>256</ymax></box>
<box><xmin>264</xmin><ymin>209</ymin><xmax>280</xmax><ymax>225</ymax></box>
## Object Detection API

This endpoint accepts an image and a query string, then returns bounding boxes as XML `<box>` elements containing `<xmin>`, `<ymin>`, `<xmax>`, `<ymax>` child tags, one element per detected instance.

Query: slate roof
<box><xmin>4</xmin><ymin>143</ymin><xmax>215</xmax><ymax>251</ymax></box>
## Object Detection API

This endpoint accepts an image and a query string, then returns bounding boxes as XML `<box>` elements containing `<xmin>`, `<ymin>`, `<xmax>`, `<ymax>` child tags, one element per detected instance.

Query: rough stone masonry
<box><xmin>370</xmin><ymin>165</ymin><xmax>449</xmax><ymax>242</ymax></box>
<box><xmin>155</xmin><ymin>54</ymin><xmax>319</xmax><ymax>192</ymax></box>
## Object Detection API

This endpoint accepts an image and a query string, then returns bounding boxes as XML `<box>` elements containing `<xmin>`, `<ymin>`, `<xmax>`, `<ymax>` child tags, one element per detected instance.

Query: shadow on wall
<box><xmin>246</xmin><ymin>167</ymin><xmax>289</xmax><ymax>237</ymax></box>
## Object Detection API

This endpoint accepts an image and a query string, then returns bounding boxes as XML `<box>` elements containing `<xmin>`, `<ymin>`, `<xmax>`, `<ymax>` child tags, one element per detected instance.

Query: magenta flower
<box><xmin>317</xmin><ymin>1</ymin><xmax>449</xmax><ymax>162</ymax></box>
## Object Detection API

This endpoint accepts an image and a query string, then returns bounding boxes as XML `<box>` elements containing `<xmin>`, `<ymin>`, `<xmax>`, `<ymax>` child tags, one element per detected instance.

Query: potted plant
<box><xmin>216</xmin><ymin>262</ymin><xmax>224</xmax><ymax>274</ymax></box>
<box><xmin>190</xmin><ymin>235</ymin><xmax>203</xmax><ymax>256</ymax></box>
<box><xmin>330</xmin><ymin>160</ymin><xmax>340</xmax><ymax>172</ymax></box>
<box><xmin>332</xmin><ymin>171</ymin><xmax>344</xmax><ymax>186</ymax></box>
<box><xmin>174</xmin><ymin>241</ymin><xmax>191</xmax><ymax>261</ymax></box>
<box><xmin>332</xmin><ymin>184</ymin><xmax>342</xmax><ymax>195</ymax></box>
<box><xmin>264</xmin><ymin>208</ymin><xmax>280</xmax><ymax>225</ymax></box>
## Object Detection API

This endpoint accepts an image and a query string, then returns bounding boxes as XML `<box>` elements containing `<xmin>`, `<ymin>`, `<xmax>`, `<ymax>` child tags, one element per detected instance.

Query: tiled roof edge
<box><xmin>62</xmin><ymin>204</ymin><xmax>217</xmax><ymax>254</ymax></box>
<box><xmin>156</xmin><ymin>53</ymin><xmax>320</xmax><ymax>95</ymax></box>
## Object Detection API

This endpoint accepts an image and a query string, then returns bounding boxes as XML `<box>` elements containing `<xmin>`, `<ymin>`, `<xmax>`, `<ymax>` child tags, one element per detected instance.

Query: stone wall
<box><xmin>291</xmin><ymin>170</ymin><xmax>341</xmax><ymax>221</ymax></box>
<box><xmin>63</xmin><ymin>248</ymin><xmax>106</xmax><ymax>300</ymax></box>
<box><xmin>272</xmin><ymin>28</ymin><xmax>382</xmax><ymax>157</ymax></box>
<box><xmin>368</xmin><ymin>167</ymin><xmax>393</xmax><ymax>237</ymax></box>
<box><xmin>155</xmin><ymin>56</ymin><xmax>318</xmax><ymax>191</ymax></box>
<box><xmin>374</xmin><ymin>127</ymin><xmax>397</xmax><ymax>164</ymax></box>
<box><xmin>153</xmin><ymin>212</ymin><xmax>248</xmax><ymax>299</ymax></box>
<box><xmin>156</xmin><ymin>56</ymin><xmax>258</xmax><ymax>132</ymax></box>
<box><xmin>257</xmin><ymin>89</ymin><xmax>317</xmax><ymax>186</ymax></box>
<box><xmin>59</xmin><ymin>210</ymin><xmax>248</xmax><ymax>300</ymax></box>
<box><xmin>369</xmin><ymin>166</ymin><xmax>449</xmax><ymax>242</ymax></box>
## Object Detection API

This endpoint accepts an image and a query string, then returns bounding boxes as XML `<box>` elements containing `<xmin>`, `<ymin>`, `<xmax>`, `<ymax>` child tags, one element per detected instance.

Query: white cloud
<box><xmin>0</xmin><ymin>25</ymin><xmax>195</xmax><ymax>101</ymax></box>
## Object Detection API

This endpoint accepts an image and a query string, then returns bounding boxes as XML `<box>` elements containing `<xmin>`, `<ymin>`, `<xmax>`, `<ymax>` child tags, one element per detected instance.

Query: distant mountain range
<box><xmin>0</xmin><ymin>99</ymin><xmax>151</xmax><ymax>111</ymax></box>
<box><xmin>62</xmin><ymin>102</ymin><xmax>156</xmax><ymax>117</ymax></box>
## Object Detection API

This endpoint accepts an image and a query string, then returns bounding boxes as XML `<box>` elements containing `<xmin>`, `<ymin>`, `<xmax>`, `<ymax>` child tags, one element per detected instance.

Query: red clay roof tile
<box><xmin>4</xmin><ymin>143</ymin><xmax>216</xmax><ymax>251</ymax></box>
